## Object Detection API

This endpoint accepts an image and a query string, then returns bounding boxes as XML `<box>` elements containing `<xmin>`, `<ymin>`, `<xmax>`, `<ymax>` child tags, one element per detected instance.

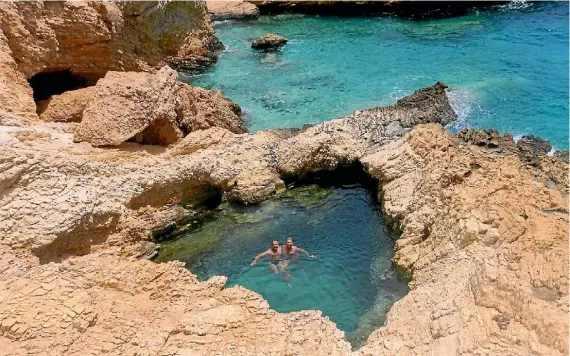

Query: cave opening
<box><xmin>154</xmin><ymin>163</ymin><xmax>409</xmax><ymax>349</ymax></box>
<box><xmin>27</xmin><ymin>69</ymin><xmax>97</xmax><ymax>102</ymax></box>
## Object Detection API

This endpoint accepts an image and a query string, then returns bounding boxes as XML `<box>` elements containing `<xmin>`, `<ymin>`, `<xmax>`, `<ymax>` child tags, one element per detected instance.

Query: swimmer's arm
<box><xmin>296</xmin><ymin>247</ymin><xmax>315</xmax><ymax>259</ymax></box>
<box><xmin>250</xmin><ymin>250</ymin><xmax>270</xmax><ymax>265</ymax></box>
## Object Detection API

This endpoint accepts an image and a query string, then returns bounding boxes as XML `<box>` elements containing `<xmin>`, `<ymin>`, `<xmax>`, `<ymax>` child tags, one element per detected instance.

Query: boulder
<box><xmin>251</xmin><ymin>33</ymin><xmax>288</xmax><ymax>51</ymax></box>
<box><xmin>176</xmin><ymin>84</ymin><xmax>247</xmax><ymax>134</ymax></box>
<box><xmin>37</xmin><ymin>87</ymin><xmax>95</xmax><ymax>123</ymax></box>
<box><xmin>74</xmin><ymin>67</ymin><xmax>181</xmax><ymax>146</ymax></box>
<box><xmin>72</xmin><ymin>67</ymin><xmax>246</xmax><ymax>146</ymax></box>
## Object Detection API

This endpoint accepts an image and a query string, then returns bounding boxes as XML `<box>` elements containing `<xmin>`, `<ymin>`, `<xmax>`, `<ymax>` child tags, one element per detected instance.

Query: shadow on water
<box><xmin>154</xmin><ymin>163</ymin><xmax>408</xmax><ymax>349</ymax></box>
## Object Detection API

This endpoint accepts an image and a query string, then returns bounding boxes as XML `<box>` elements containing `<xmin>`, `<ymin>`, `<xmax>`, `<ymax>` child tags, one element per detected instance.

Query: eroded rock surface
<box><xmin>59</xmin><ymin>66</ymin><xmax>245</xmax><ymax>146</ymax></box>
<box><xmin>74</xmin><ymin>67</ymin><xmax>182</xmax><ymax>146</ymax></box>
<box><xmin>0</xmin><ymin>0</ymin><xmax>220</xmax><ymax>119</ymax></box>
<box><xmin>37</xmin><ymin>87</ymin><xmax>94</xmax><ymax>123</ymax></box>
<box><xmin>0</xmin><ymin>83</ymin><xmax>567</xmax><ymax>355</ymax></box>
<box><xmin>207</xmin><ymin>1</ymin><xmax>260</xmax><ymax>20</ymax></box>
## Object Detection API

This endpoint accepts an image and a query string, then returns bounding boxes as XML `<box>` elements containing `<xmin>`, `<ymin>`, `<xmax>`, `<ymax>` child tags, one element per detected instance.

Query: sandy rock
<box><xmin>0</xmin><ymin>0</ymin><xmax>219</xmax><ymax>119</ymax></box>
<box><xmin>277</xmin><ymin>82</ymin><xmax>456</xmax><ymax>176</ymax></box>
<box><xmin>357</xmin><ymin>125</ymin><xmax>568</xmax><ymax>356</ymax></box>
<box><xmin>0</xmin><ymin>32</ymin><xmax>36</xmax><ymax>120</ymax></box>
<box><xmin>517</xmin><ymin>134</ymin><xmax>553</xmax><ymax>166</ymax></box>
<box><xmin>0</xmin><ymin>83</ymin><xmax>567</xmax><ymax>355</ymax></box>
<box><xmin>0</xmin><ymin>1</ymin><xmax>216</xmax><ymax>77</ymax></box>
<box><xmin>554</xmin><ymin>149</ymin><xmax>569</xmax><ymax>163</ymax></box>
<box><xmin>176</xmin><ymin>84</ymin><xmax>247</xmax><ymax>134</ymax></box>
<box><xmin>207</xmin><ymin>1</ymin><xmax>260</xmax><ymax>20</ymax></box>
<box><xmin>37</xmin><ymin>87</ymin><xmax>94</xmax><ymax>123</ymax></box>
<box><xmin>74</xmin><ymin>67</ymin><xmax>182</xmax><ymax>146</ymax></box>
<box><xmin>252</xmin><ymin>33</ymin><xmax>288</xmax><ymax>50</ymax></box>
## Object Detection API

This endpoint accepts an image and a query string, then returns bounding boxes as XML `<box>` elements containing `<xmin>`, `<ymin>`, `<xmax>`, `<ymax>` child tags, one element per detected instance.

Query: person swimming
<box><xmin>250</xmin><ymin>239</ymin><xmax>286</xmax><ymax>272</ymax></box>
<box><xmin>283</xmin><ymin>237</ymin><xmax>316</xmax><ymax>259</ymax></box>
<box><xmin>249</xmin><ymin>239</ymin><xmax>292</xmax><ymax>281</ymax></box>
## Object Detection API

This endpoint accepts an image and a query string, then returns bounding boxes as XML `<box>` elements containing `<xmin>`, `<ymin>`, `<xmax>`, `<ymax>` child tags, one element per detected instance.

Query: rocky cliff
<box><xmin>0</xmin><ymin>82</ymin><xmax>567</xmax><ymax>355</ymax></box>
<box><xmin>0</xmin><ymin>0</ymin><xmax>221</xmax><ymax>120</ymax></box>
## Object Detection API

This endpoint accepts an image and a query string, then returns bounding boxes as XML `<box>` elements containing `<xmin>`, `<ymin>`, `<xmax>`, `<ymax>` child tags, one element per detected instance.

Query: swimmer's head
<box><xmin>271</xmin><ymin>239</ymin><xmax>279</xmax><ymax>251</ymax></box>
<box><xmin>285</xmin><ymin>237</ymin><xmax>293</xmax><ymax>247</ymax></box>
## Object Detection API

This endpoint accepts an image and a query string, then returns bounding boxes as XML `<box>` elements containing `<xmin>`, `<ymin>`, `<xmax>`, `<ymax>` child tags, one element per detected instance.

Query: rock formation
<box><xmin>0</xmin><ymin>0</ymin><xmax>221</xmax><ymax>120</ymax></box>
<box><xmin>249</xmin><ymin>1</ymin><xmax>503</xmax><ymax>19</ymax></box>
<box><xmin>207</xmin><ymin>0</ymin><xmax>260</xmax><ymax>21</ymax></box>
<box><xmin>30</xmin><ymin>66</ymin><xmax>245</xmax><ymax>147</ymax></box>
<box><xmin>0</xmin><ymin>83</ymin><xmax>567</xmax><ymax>355</ymax></box>
<box><xmin>252</xmin><ymin>33</ymin><xmax>288</xmax><ymax>51</ymax></box>
<box><xmin>73</xmin><ymin>66</ymin><xmax>183</xmax><ymax>146</ymax></box>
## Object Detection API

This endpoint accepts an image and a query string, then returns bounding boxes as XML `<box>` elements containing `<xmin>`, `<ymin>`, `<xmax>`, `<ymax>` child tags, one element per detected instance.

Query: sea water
<box><xmin>182</xmin><ymin>2</ymin><xmax>568</xmax><ymax>149</ymax></box>
<box><xmin>155</xmin><ymin>184</ymin><xmax>408</xmax><ymax>347</ymax></box>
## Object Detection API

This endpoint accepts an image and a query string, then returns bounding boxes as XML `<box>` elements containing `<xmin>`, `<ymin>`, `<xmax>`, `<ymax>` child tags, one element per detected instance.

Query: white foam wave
<box><xmin>513</xmin><ymin>134</ymin><xmax>524</xmax><ymax>143</ymax></box>
<box><xmin>547</xmin><ymin>148</ymin><xmax>557</xmax><ymax>157</ymax></box>
<box><xmin>494</xmin><ymin>0</ymin><xmax>532</xmax><ymax>12</ymax></box>
<box><xmin>446</xmin><ymin>88</ymin><xmax>475</xmax><ymax>131</ymax></box>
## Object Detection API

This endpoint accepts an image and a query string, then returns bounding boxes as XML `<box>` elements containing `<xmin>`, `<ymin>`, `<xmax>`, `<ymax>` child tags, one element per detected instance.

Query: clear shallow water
<box><xmin>182</xmin><ymin>2</ymin><xmax>568</xmax><ymax>149</ymax></box>
<box><xmin>155</xmin><ymin>184</ymin><xmax>408</xmax><ymax>347</ymax></box>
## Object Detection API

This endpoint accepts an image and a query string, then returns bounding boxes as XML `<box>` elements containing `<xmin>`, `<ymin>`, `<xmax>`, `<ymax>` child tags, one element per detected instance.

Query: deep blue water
<box><xmin>156</xmin><ymin>185</ymin><xmax>408</xmax><ymax>347</ymax></box>
<box><xmin>182</xmin><ymin>2</ymin><xmax>568</xmax><ymax>149</ymax></box>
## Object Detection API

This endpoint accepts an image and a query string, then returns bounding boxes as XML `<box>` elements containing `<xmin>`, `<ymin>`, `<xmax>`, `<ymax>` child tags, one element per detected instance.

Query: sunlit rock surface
<box><xmin>0</xmin><ymin>83</ymin><xmax>567</xmax><ymax>355</ymax></box>
<box><xmin>0</xmin><ymin>0</ymin><xmax>219</xmax><ymax>120</ymax></box>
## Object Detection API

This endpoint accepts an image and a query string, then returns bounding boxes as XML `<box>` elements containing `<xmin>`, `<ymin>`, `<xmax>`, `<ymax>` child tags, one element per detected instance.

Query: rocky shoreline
<box><xmin>0</xmin><ymin>2</ymin><xmax>568</xmax><ymax>355</ymax></box>
<box><xmin>212</xmin><ymin>1</ymin><xmax>503</xmax><ymax>20</ymax></box>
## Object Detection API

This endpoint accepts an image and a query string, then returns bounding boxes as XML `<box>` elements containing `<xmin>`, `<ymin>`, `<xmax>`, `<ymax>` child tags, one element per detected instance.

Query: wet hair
<box><xmin>286</xmin><ymin>237</ymin><xmax>293</xmax><ymax>242</ymax></box>
<box><xmin>271</xmin><ymin>239</ymin><xmax>279</xmax><ymax>245</ymax></box>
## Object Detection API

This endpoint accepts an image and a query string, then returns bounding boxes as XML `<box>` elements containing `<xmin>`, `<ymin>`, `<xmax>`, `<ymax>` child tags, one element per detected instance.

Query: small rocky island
<box><xmin>251</xmin><ymin>33</ymin><xmax>288</xmax><ymax>51</ymax></box>
<box><xmin>0</xmin><ymin>1</ymin><xmax>568</xmax><ymax>356</ymax></box>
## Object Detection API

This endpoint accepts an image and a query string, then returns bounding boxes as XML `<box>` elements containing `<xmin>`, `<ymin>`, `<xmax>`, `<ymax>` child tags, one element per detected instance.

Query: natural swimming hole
<box><xmin>155</xmin><ymin>173</ymin><xmax>408</xmax><ymax>347</ymax></box>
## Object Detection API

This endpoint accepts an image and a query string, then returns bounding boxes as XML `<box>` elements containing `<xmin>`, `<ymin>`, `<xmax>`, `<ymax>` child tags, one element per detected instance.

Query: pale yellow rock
<box><xmin>207</xmin><ymin>1</ymin><xmax>260</xmax><ymax>20</ymax></box>
<box><xmin>0</xmin><ymin>83</ymin><xmax>566</xmax><ymax>355</ymax></box>
<box><xmin>0</xmin><ymin>0</ymin><xmax>219</xmax><ymax>119</ymax></box>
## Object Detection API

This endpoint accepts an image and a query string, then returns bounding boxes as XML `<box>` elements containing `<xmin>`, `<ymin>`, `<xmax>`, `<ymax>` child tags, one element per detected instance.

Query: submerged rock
<box><xmin>252</xmin><ymin>33</ymin><xmax>288</xmax><ymax>51</ymax></box>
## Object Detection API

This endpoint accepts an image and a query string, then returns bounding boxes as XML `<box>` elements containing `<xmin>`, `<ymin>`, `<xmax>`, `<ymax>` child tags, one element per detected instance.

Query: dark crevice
<box><xmin>28</xmin><ymin>69</ymin><xmax>100</xmax><ymax>102</ymax></box>
<box><xmin>281</xmin><ymin>161</ymin><xmax>380</xmax><ymax>203</ymax></box>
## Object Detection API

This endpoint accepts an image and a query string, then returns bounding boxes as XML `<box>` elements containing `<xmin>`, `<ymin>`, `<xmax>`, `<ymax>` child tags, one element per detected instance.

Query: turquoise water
<box><xmin>156</xmin><ymin>184</ymin><xmax>408</xmax><ymax>346</ymax></box>
<box><xmin>182</xmin><ymin>2</ymin><xmax>568</xmax><ymax>149</ymax></box>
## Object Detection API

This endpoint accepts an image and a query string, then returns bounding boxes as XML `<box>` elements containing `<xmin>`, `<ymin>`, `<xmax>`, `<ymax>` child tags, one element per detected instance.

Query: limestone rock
<box><xmin>554</xmin><ymin>150</ymin><xmax>569</xmax><ymax>163</ymax></box>
<box><xmin>0</xmin><ymin>83</ymin><xmax>567</xmax><ymax>355</ymax></box>
<box><xmin>73</xmin><ymin>67</ymin><xmax>182</xmax><ymax>146</ymax></box>
<box><xmin>252</xmin><ymin>33</ymin><xmax>288</xmax><ymax>50</ymax></box>
<box><xmin>0</xmin><ymin>0</ymin><xmax>220</xmax><ymax>119</ymax></box>
<box><xmin>0</xmin><ymin>1</ymin><xmax>217</xmax><ymax>77</ymax></box>
<box><xmin>207</xmin><ymin>1</ymin><xmax>260</xmax><ymax>20</ymax></box>
<box><xmin>176</xmin><ymin>84</ymin><xmax>247</xmax><ymax>134</ymax></box>
<box><xmin>517</xmin><ymin>134</ymin><xmax>553</xmax><ymax>166</ymax></box>
<box><xmin>37</xmin><ymin>87</ymin><xmax>94</xmax><ymax>123</ymax></box>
